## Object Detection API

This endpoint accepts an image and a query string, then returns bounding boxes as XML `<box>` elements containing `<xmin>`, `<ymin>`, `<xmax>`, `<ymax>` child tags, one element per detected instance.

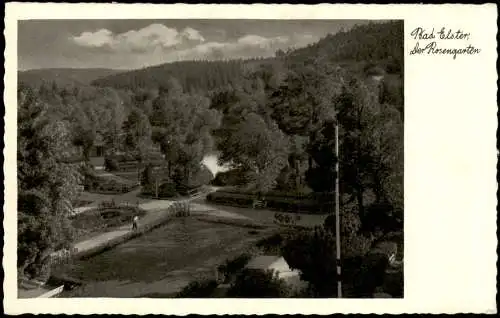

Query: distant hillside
<box><xmin>18</xmin><ymin>68</ymin><xmax>124</xmax><ymax>88</ymax></box>
<box><xmin>91</xmin><ymin>21</ymin><xmax>402</xmax><ymax>93</ymax></box>
<box><xmin>91</xmin><ymin>59</ymin><xmax>254</xmax><ymax>93</ymax></box>
<box><xmin>287</xmin><ymin>21</ymin><xmax>403</xmax><ymax>72</ymax></box>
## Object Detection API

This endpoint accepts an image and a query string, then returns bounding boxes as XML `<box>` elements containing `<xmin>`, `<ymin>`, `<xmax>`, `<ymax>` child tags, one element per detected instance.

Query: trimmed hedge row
<box><xmin>104</xmin><ymin>157</ymin><xmax>164</xmax><ymax>172</ymax></box>
<box><xmin>206</xmin><ymin>190</ymin><xmax>333</xmax><ymax>214</ymax></box>
<box><xmin>194</xmin><ymin>216</ymin><xmax>269</xmax><ymax>230</ymax></box>
<box><xmin>219</xmin><ymin>187</ymin><xmax>335</xmax><ymax>201</ymax></box>
<box><xmin>141</xmin><ymin>183</ymin><xmax>205</xmax><ymax>199</ymax></box>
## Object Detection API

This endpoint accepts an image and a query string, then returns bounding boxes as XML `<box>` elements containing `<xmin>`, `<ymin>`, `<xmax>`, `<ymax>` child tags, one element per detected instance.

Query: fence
<box><xmin>168</xmin><ymin>201</ymin><xmax>191</xmax><ymax>217</ymax></box>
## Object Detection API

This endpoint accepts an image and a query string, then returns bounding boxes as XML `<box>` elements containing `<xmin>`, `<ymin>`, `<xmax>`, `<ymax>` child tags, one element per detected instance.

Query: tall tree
<box><xmin>151</xmin><ymin>78</ymin><xmax>221</xmax><ymax>184</ymax></box>
<box><xmin>122</xmin><ymin>107</ymin><xmax>152</xmax><ymax>162</ymax></box>
<box><xmin>218</xmin><ymin>112</ymin><xmax>289</xmax><ymax>192</ymax></box>
<box><xmin>17</xmin><ymin>86</ymin><xmax>82</xmax><ymax>280</ymax></box>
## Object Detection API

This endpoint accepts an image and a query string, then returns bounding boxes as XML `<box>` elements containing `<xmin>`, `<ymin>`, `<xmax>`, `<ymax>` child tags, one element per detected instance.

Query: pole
<box><xmin>155</xmin><ymin>177</ymin><xmax>159</xmax><ymax>199</ymax></box>
<box><xmin>335</xmin><ymin>122</ymin><xmax>342</xmax><ymax>298</ymax></box>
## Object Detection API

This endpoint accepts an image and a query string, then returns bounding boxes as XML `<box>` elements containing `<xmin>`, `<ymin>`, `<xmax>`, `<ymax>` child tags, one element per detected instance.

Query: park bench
<box><xmin>252</xmin><ymin>199</ymin><xmax>267</xmax><ymax>209</ymax></box>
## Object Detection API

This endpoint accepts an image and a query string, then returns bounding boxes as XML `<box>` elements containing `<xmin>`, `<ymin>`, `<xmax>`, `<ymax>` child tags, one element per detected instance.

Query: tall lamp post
<box><xmin>335</xmin><ymin>122</ymin><xmax>342</xmax><ymax>298</ymax></box>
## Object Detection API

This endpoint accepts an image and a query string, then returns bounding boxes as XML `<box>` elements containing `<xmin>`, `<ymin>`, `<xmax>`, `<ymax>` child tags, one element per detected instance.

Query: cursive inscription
<box><xmin>409</xmin><ymin>27</ymin><xmax>481</xmax><ymax>59</ymax></box>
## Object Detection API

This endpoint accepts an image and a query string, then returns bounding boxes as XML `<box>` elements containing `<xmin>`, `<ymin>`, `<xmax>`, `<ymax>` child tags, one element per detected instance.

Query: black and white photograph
<box><xmin>16</xmin><ymin>18</ymin><xmax>404</xmax><ymax>299</ymax></box>
<box><xmin>5</xmin><ymin>3</ymin><xmax>497</xmax><ymax>315</ymax></box>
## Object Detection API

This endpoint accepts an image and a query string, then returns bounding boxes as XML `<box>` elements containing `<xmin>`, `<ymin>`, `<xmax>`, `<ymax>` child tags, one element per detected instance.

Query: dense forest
<box><xmin>18</xmin><ymin>21</ymin><xmax>404</xmax><ymax>281</ymax></box>
<box><xmin>18</xmin><ymin>68</ymin><xmax>124</xmax><ymax>87</ymax></box>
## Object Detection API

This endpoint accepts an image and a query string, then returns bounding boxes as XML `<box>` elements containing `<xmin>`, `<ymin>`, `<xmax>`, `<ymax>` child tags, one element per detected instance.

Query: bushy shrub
<box><xmin>362</xmin><ymin>202</ymin><xmax>402</xmax><ymax>234</ymax></box>
<box><xmin>351</xmin><ymin>252</ymin><xmax>390</xmax><ymax>298</ymax></box>
<box><xmin>226</xmin><ymin>268</ymin><xmax>290</xmax><ymax>298</ymax></box>
<box><xmin>158</xmin><ymin>182</ymin><xmax>177</xmax><ymax>198</ymax></box>
<box><xmin>323</xmin><ymin>206</ymin><xmax>362</xmax><ymax>236</ymax></box>
<box><xmin>211</xmin><ymin>169</ymin><xmax>247</xmax><ymax>187</ymax></box>
<box><xmin>217</xmin><ymin>253</ymin><xmax>252</xmax><ymax>282</ymax></box>
<box><xmin>141</xmin><ymin>164</ymin><xmax>154</xmax><ymax>186</ymax></box>
<box><xmin>104</xmin><ymin>157</ymin><xmax>119</xmax><ymax>171</ymax></box>
<box><xmin>256</xmin><ymin>232</ymin><xmax>286</xmax><ymax>254</ymax></box>
<box><xmin>175</xmin><ymin>279</ymin><xmax>218</xmax><ymax>298</ymax></box>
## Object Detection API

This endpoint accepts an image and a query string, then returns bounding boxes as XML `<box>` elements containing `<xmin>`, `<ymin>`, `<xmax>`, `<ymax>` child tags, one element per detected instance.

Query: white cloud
<box><xmin>70</xmin><ymin>26</ymin><xmax>321</xmax><ymax>69</ymax></box>
<box><xmin>180</xmin><ymin>27</ymin><xmax>205</xmax><ymax>42</ymax></box>
<box><xmin>71</xmin><ymin>23</ymin><xmax>204</xmax><ymax>52</ymax></box>
<box><xmin>72</xmin><ymin>29</ymin><xmax>115</xmax><ymax>48</ymax></box>
<box><xmin>169</xmin><ymin>33</ymin><xmax>317</xmax><ymax>62</ymax></box>
<box><xmin>237</xmin><ymin>34</ymin><xmax>289</xmax><ymax>48</ymax></box>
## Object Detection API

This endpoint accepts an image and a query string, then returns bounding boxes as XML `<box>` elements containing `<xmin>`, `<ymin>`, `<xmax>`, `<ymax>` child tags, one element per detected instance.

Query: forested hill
<box><xmin>91</xmin><ymin>59</ymin><xmax>259</xmax><ymax>93</ymax></box>
<box><xmin>18</xmin><ymin>68</ymin><xmax>124</xmax><ymax>87</ymax></box>
<box><xmin>287</xmin><ymin>21</ymin><xmax>403</xmax><ymax>70</ymax></box>
<box><xmin>91</xmin><ymin>21</ymin><xmax>403</xmax><ymax>92</ymax></box>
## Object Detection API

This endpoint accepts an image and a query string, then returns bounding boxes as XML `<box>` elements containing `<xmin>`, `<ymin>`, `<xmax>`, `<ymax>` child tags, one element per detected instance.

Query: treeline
<box><xmin>289</xmin><ymin>21</ymin><xmax>403</xmax><ymax>69</ymax></box>
<box><xmin>91</xmin><ymin>59</ymin><xmax>254</xmax><ymax>93</ymax></box>
<box><xmin>90</xmin><ymin>21</ymin><xmax>403</xmax><ymax>94</ymax></box>
<box><xmin>18</xmin><ymin>68</ymin><xmax>123</xmax><ymax>88</ymax></box>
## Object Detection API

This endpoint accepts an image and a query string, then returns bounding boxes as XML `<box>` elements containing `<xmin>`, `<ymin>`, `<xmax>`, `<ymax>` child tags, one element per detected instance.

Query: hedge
<box><xmin>206</xmin><ymin>190</ymin><xmax>334</xmax><ymax>214</ymax></box>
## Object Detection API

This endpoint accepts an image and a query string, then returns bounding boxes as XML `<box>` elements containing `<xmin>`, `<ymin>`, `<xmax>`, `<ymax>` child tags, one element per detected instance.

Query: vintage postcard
<box><xmin>3</xmin><ymin>2</ymin><xmax>497</xmax><ymax>315</ymax></box>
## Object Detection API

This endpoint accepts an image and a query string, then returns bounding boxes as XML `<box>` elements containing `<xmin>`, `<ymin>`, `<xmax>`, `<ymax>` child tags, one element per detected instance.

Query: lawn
<box><xmin>193</xmin><ymin>198</ymin><xmax>328</xmax><ymax>228</ymax></box>
<box><xmin>113</xmin><ymin>171</ymin><xmax>141</xmax><ymax>182</ymax></box>
<box><xmin>56</xmin><ymin>218</ymin><xmax>273</xmax><ymax>297</ymax></box>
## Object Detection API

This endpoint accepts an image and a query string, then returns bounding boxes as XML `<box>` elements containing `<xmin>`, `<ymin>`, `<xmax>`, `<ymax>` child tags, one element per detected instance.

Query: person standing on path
<box><xmin>132</xmin><ymin>215</ymin><xmax>139</xmax><ymax>230</ymax></box>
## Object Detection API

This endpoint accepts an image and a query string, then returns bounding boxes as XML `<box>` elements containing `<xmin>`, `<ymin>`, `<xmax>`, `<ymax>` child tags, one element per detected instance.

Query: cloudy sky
<box><xmin>18</xmin><ymin>19</ymin><xmax>369</xmax><ymax>71</ymax></box>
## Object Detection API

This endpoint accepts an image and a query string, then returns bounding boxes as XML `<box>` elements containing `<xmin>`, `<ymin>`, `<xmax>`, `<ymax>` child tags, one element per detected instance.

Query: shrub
<box><xmin>217</xmin><ymin>253</ymin><xmax>252</xmax><ymax>282</ymax></box>
<box><xmin>256</xmin><ymin>232</ymin><xmax>285</xmax><ymax>254</ymax></box>
<box><xmin>351</xmin><ymin>252</ymin><xmax>390</xmax><ymax>298</ymax></box>
<box><xmin>323</xmin><ymin>208</ymin><xmax>362</xmax><ymax>236</ymax></box>
<box><xmin>226</xmin><ymin>268</ymin><xmax>290</xmax><ymax>298</ymax></box>
<box><xmin>104</xmin><ymin>157</ymin><xmax>119</xmax><ymax>171</ymax></box>
<box><xmin>175</xmin><ymin>279</ymin><xmax>218</xmax><ymax>298</ymax></box>
<box><xmin>382</xmin><ymin>268</ymin><xmax>403</xmax><ymax>297</ymax></box>
<box><xmin>141</xmin><ymin>164</ymin><xmax>154</xmax><ymax>186</ymax></box>
<box><xmin>158</xmin><ymin>182</ymin><xmax>177</xmax><ymax>198</ymax></box>
<box><xmin>211</xmin><ymin>169</ymin><xmax>247</xmax><ymax>187</ymax></box>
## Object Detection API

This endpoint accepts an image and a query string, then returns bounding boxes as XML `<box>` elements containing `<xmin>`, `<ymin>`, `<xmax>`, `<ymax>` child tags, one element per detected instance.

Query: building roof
<box><xmin>245</xmin><ymin>255</ymin><xmax>299</xmax><ymax>279</ymax></box>
<box><xmin>245</xmin><ymin>255</ymin><xmax>281</xmax><ymax>270</ymax></box>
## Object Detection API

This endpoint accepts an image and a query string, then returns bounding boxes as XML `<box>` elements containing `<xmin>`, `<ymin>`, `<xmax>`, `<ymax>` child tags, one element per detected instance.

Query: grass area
<box><xmin>194</xmin><ymin>198</ymin><xmax>327</xmax><ymax>228</ymax></box>
<box><xmin>56</xmin><ymin>218</ymin><xmax>273</xmax><ymax>297</ymax></box>
<box><xmin>113</xmin><ymin>171</ymin><xmax>141</xmax><ymax>182</ymax></box>
<box><xmin>71</xmin><ymin>207</ymin><xmax>146</xmax><ymax>242</ymax></box>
